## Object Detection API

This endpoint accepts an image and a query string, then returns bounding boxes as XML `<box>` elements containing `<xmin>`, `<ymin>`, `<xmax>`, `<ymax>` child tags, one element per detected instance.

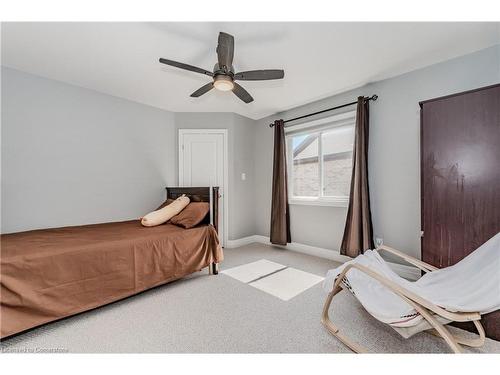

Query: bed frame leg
<box><xmin>211</xmin><ymin>262</ymin><xmax>218</xmax><ymax>275</ymax></box>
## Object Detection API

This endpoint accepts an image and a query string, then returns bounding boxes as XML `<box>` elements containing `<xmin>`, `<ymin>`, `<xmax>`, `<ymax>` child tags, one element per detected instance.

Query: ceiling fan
<box><xmin>159</xmin><ymin>32</ymin><xmax>284</xmax><ymax>104</ymax></box>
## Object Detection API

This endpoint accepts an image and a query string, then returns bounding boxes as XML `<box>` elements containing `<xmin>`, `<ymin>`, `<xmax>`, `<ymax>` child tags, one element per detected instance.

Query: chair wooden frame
<box><xmin>321</xmin><ymin>245</ymin><xmax>486</xmax><ymax>353</ymax></box>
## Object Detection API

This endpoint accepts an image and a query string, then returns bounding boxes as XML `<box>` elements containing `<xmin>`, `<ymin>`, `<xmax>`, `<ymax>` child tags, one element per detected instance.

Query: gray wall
<box><xmin>1</xmin><ymin>67</ymin><xmax>177</xmax><ymax>233</ymax></box>
<box><xmin>254</xmin><ymin>45</ymin><xmax>500</xmax><ymax>259</ymax></box>
<box><xmin>174</xmin><ymin>112</ymin><xmax>256</xmax><ymax>240</ymax></box>
<box><xmin>3</xmin><ymin>45</ymin><xmax>499</xmax><ymax>256</ymax></box>
<box><xmin>1</xmin><ymin>68</ymin><xmax>255</xmax><ymax>239</ymax></box>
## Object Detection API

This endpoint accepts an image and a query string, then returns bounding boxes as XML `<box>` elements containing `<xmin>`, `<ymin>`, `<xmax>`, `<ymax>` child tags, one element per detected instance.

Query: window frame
<box><xmin>286</xmin><ymin>111</ymin><xmax>356</xmax><ymax>208</ymax></box>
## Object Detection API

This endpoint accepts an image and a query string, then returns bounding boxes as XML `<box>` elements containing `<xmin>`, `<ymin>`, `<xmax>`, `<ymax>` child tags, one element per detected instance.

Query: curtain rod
<box><xmin>269</xmin><ymin>94</ymin><xmax>378</xmax><ymax>128</ymax></box>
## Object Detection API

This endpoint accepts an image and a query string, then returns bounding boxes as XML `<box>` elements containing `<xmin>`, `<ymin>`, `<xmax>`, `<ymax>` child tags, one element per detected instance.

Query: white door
<box><xmin>178</xmin><ymin>129</ymin><xmax>228</xmax><ymax>246</ymax></box>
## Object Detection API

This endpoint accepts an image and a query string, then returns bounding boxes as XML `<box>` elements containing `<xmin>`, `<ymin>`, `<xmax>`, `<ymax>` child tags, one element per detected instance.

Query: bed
<box><xmin>0</xmin><ymin>187</ymin><xmax>223</xmax><ymax>339</ymax></box>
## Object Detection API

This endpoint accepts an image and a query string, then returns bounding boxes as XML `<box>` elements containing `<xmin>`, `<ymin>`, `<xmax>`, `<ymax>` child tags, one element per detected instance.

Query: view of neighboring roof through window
<box><xmin>286</xmin><ymin>114</ymin><xmax>355</xmax><ymax>206</ymax></box>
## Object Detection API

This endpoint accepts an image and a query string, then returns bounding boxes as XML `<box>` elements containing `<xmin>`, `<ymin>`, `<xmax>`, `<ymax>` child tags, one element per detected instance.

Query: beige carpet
<box><xmin>1</xmin><ymin>243</ymin><xmax>499</xmax><ymax>353</ymax></box>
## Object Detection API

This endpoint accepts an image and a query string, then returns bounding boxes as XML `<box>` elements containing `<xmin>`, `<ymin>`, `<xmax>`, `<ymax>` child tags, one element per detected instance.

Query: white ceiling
<box><xmin>2</xmin><ymin>22</ymin><xmax>499</xmax><ymax>120</ymax></box>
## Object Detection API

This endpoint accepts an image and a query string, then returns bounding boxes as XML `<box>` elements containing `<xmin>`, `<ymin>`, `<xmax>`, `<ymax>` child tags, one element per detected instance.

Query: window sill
<box><xmin>289</xmin><ymin>197</ymin><xmax>349</xmax><ymax>208</ymax></box>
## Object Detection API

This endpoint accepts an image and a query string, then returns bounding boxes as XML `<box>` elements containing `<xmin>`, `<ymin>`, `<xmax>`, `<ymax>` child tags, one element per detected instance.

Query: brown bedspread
<box><xmin>0</xmin><ymin>220</ymin><xmax>223</xmax><ymax>338</ymax></box>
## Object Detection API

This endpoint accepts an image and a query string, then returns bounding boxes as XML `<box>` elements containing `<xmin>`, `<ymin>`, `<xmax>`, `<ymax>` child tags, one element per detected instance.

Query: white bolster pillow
<box><xmin>141</xmin><ymin>195</ymin><xmax>190</xmax><ymax>227</ymax></box>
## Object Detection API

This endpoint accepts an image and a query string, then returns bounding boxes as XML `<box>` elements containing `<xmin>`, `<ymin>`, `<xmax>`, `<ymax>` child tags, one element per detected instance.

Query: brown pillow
<box><xmin>141</xmin><ymin>195</ymin><xmax>190</xmax><ymax>227</ymax></box>
<box><xmin>170</xmin><ymin>202</ymin><xmax>210</xmax><ymax>229</ymax></box>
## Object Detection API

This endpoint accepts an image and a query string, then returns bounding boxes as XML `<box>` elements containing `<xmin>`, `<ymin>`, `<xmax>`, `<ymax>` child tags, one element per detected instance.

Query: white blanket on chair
<box><xmin>323</xmin><ymin>233</ymin><xmax>500</xmax><ymax>327</ymax></box>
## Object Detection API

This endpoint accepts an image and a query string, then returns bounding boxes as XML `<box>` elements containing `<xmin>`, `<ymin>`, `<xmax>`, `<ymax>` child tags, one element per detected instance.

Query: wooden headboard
<box><xmin>165</xmin><ymin>187</ymin><xmax>220</xmax><ymax>233</ymax></box>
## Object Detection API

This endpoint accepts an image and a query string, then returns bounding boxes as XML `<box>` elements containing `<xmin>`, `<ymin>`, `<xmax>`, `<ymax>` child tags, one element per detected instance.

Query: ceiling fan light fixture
<box><xmin>213</xmin><ymin>75</ymin><xmax>234</xmax><ymax>91</ymax></box>
<box><xmin>159</xmin><ymin>31</ymin><xmax>283</xmax><ymax>103</ymax></box>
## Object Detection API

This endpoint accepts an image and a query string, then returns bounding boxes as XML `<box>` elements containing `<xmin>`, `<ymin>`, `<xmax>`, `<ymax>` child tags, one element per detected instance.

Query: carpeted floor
<box><xmin>1</xmin><ymin>243</ymin><xmax>499</xmax><ymax>353</ymax></box>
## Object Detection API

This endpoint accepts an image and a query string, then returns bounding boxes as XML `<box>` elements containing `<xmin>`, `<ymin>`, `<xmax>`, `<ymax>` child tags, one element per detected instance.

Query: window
<box><xmin>286</xmin><ymin>112</ymin><xmax>355</xmax><ymax>206</ymax></box>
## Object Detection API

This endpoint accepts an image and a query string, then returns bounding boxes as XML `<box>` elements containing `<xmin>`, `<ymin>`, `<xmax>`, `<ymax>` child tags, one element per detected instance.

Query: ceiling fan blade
<box><xmin>232</xmin><ymin>82</ymin><xmax>254</xmax><ymax>103</ymax></box>
<box><xmin>159</xmin><ymin>58</ymin><xmax>213</xmax><ymax>77</ymax></box>
<box><xmin>216</xmin><ymin>32</ymin><xmax>234</xmax><ymax>70</ymax></box>
<box><xmin>190</xmin><ymin>82</ymin><xmax>214</xmax><ymax>98</ymax></box>
<box><xmin>233</xmin><ymin>69</ymin><xmax>284</xmax><ymax>81</ymax></box>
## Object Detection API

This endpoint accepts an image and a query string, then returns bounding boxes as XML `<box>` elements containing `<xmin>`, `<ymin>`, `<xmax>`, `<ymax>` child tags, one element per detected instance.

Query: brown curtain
<box><xmin>340</xmin><ymin>97</ymin><xmax>374</xmax><ymax>257</ymax></box>
<box><xmin>270</xmin><ymin>119</ymin><xmax>291</xmax><ymax>245</ymax></box>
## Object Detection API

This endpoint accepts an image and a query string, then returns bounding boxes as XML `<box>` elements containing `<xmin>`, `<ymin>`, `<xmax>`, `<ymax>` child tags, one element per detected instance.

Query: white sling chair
<box><xmin>321</xmin><ymin>233</ymin><xmax>500</xmax><ymax>353</ymax></box>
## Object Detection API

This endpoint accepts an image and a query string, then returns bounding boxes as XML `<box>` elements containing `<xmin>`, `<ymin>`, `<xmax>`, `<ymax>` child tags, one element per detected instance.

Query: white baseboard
<box><xmin>226</xmin><ymin>235</ymin><xmax>421</xmax><ymax>281</ymax></box>
<box><xmin>226</xmin><ymin>235</ymin><xmax>262</xmax><ymax>248</ymax></box>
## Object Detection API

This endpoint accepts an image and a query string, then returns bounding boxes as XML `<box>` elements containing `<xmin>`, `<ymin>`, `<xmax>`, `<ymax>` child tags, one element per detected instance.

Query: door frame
<box><xmin>178</xmin><ymin>128</ymin><xmax>229</xmax><ymax>247</ymax></box>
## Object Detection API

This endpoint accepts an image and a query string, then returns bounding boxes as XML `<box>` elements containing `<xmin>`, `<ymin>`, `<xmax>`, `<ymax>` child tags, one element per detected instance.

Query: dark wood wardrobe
<box><xmin>420</xmin><ymin>83</ymin><xmax>500</xmax><ymax>340</ymax></box>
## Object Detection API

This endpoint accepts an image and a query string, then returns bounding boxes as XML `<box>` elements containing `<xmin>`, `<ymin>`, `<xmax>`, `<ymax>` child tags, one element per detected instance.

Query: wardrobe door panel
<box><xmin>420</xmin><ymin>84</ymin><xmax>500</xmax><ymax>340</ymax></box>
<box><xmin>421</xmin><ymin>85</ymin><xmax>500</xmax><ymax>267</ymax></box>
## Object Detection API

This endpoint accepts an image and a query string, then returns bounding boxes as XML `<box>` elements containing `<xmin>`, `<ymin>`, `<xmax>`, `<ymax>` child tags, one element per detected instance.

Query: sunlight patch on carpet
<box><xmin>249</xmin><ymin>267</ymin><xmax>324</xmax><ymax>301</ymax></box>
<box><xmin>221</xmin><ymin>259</ymin><xmax>286</xmax><ymax>283</ymax></box>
